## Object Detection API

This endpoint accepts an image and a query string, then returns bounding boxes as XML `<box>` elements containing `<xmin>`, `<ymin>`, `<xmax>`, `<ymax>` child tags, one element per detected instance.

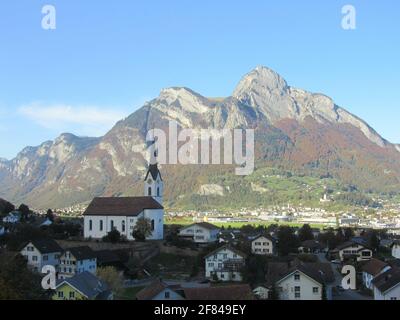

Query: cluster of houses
<box><xmin>19</xmin><ymin>239</ymin><xmax>114</xmax><ymax>300</ymax></box>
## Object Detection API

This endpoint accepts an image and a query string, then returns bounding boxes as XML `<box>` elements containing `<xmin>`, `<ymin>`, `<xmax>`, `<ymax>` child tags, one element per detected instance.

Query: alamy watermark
<box><xmin>342</xmin><ymin>5</ymin><xmax>356</xmax><ymax>30</ymax></box>
<box><xmin>145</xmin><ymin>121</ymin><xmax>254</xmax><ymax>176</ymax></box>
<box><xmin>42</xmin><ymin>5</ymin><xmax>56</xmax><ymax>30</ymax></box>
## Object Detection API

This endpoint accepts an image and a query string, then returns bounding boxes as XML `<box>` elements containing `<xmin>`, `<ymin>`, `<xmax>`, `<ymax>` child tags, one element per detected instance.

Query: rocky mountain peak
<box><xmin>233</xmin><ymin>66</ymin><xmax>288</xmax><ymax>99</ymax></box>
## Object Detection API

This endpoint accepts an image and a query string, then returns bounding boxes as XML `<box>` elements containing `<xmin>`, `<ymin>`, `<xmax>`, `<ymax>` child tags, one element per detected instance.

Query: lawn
<box><xmin>116</xmin><ymin>286</ymin><xmax>145</xmax><ymax>300</ymax></box>
<box><xmin>165</xmin><ymin>217</ymin><xmax>326</xmax><ymax>229</ymax></box>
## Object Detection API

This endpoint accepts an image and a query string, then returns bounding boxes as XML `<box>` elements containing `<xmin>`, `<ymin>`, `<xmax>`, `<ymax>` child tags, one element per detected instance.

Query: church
<box><xmin>83</xmin><ymin>164</ymin><xmax>164</xmax><ymax>240</ymax></box>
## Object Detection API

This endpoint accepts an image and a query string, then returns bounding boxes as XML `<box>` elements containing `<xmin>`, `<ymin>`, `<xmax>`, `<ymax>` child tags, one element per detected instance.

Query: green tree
<box><xmin>277</xmin><ymin>226</ymin><xmax>299</xmax><ymax>256</ymax></box>
<box><xmin>97</xmin><ymin>266</ymin><xmax>124</xmax><ymax>295</ymax></box>
<box><xmin>102</xmin><ymin>229</ymin><xmax>121</xmax><ymax>243</ymax></box>
<box><xmin>132</xmin><ymin>218</ymin><xmax>152</xmax><ymax>241</ymax></box>
<box><xmin>298</xmin><ymin>224</ymin><xmax>314</xmax><ymax>242</ymax></box>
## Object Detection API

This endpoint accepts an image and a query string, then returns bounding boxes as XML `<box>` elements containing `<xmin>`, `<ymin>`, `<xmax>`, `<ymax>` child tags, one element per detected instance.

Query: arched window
<box><xmin>110</xmin><ymin>220</ymin><xmax>114</xmax><ymax>230</ymax></box>
<box><xmin>151</xmin><ymin>219</ymin><xmax>155</xmax><ymax>231</ymax></box>
<box><xmin>89</xmin><ymin>220</ymin><xmax>93</xmax><ymax>231</ymax></box>
<box><xmin>157</xmin><ymin>187</ymin><xmax>160</xmax><ymax>197</ymax></box>
<box><xmin>122</xmin><ymin>220</ymin><xmax>125</xmax><ymax>232</ymax></box>
<box><xmin>148</xmin><ymin>187</ymin><xmax>152</xmax><ymax>196</ymax></box>
<box><xmin>100</xmin><ymin>220</ymin><xmax>103</xmax><ymax>231</ymax></box>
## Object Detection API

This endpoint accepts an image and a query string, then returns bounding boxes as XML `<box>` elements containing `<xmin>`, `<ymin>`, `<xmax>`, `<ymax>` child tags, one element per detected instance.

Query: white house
<box><xmin>334</xmin><ymin>241</ymin><xmax>373</xmax><ymax>262</ymax></box>
<box><xmin>372</xmin><ymin>268</ymin><xmax>400</xmax><ymax>300</ymax></box>
<box><xmin>251</xmin><ymin>235</ymin><xmax>275</xmax><ymax>256</ymax></box>
<box><xmin>204</xmin><ymin>245</ymin><xmax>246</xmax><ymax>282</ymax></box>
<box><xmin>362</xmin><ymin>258</ymin><xmax>391</xmax><ymax>290</ymax></box>
<box><xmin>58</xmin><ymin>246</ymin><xmax>97</xmax><ymax>279</ymax></box>
<box><xmin>20</xmin><ymin>239</ymin><xmax>63</xmax><ymax>273</ymax></box>
<box><xmin>391</xmin><ymin>241</ymin><xmax>400</xmax><ymax>259</ymax></box>
<box><xmin>178</xmin><ymin>222</ymin><xmax>220</xmax><ymax>244</ymax></box>
<box><xmin>83</xmin><ymin>164</ymin><xmax>164</xmax><ymax>241</ymax></box>
<box><xmin>275</xmin><ymin>265</ymin><xmax>328</xmax><ymax>300</ymax></box>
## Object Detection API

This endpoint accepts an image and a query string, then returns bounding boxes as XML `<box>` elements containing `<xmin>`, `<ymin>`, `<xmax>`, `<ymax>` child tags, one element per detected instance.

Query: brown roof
<box><xmin>83</xmin><ymin>197</ymin><xmax>163</xmax><ymax>216</ymax></box>
<box><xmin>362</xmin><ymin>258</ymin><xmax>389</xmax><ymax>276</ymax></box>
<box><xmin>183</xmin><ymin>284</ymin><xmax>254</xmax><ymax>300</ymax></box>
<box><xmin>136</xmin><ymin>279</ymin><xmax>167</xmax><ymax>300</ymax></box>
<box><xmin>372</xmin><ymin>268</ymin><xmax>400</xmax><ymax>293</ymax></box>
<box><xmin>265</xmin><ymin>262</ymin><xmax>290</xmax><ymax>286</ymax></box>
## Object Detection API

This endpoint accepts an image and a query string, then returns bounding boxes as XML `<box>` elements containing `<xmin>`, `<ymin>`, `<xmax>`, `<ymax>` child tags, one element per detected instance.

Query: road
<box><xmin>317</xmin><ymin>253</ymin><xmax>372</xmax><ymax>301</ymax></box>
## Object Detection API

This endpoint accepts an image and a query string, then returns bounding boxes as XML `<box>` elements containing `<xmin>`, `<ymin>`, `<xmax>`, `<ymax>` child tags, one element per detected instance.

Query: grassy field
<box><xmin>165</xmin><ymin>217</ymin><xmax>327</xmax><ymax>229</ymax></box>
<box><xmin>116</xmin><ymin>286</ymin><xmax>145</xmax><ymax>300</ymax></box>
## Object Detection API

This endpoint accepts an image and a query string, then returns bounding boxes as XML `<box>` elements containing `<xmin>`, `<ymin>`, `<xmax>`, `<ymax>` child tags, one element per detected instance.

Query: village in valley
<box><xmin>1</xmin><ymin>162</ymin><xmax>400</xmax><ymax>301</ymax></box>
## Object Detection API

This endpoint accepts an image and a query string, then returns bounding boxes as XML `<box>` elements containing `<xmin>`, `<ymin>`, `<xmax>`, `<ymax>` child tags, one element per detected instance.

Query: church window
<box><xmin>100</xmin><ymin>220</ymin><xmax>103</xmax><ymax>231</ymax></box>
<box><xmin>151</xmin><ymin>219</ymin><xmax>155</xmax><ymax>231</ymax></box>
<box><xmin>148</xmin><ymin>187</ymin><xmax>152</xmax><ymax>196</ymax></box>
<box><xmin>157</xmin><ymin>187</ymin><xmax>160</xmax><ymax>197</ymax></box>
<box><xmin>122</xmin><ymin>220</ymin><xmax>126</xmax><ymax>232</ymax></box>
<box><xmin>110</xmin><ymin>220</ymin><xmax>114</xmax><ymax>230</ymax></box>
<box><xmin>89</xmin><ymin>220</ymin><xmax>93</xmax><ymax>231</ymax></box>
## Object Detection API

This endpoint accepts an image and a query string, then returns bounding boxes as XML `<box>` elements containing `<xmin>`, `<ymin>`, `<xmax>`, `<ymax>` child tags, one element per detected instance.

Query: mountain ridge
<box><xmin>1</xmin><ymin>66</ymin><xmax>400</xmax><ymax>209</ymax></box>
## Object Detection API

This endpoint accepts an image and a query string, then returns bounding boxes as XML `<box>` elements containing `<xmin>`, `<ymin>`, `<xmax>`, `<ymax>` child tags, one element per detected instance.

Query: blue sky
<box><xmin>0</xmin><ymin>0</ymin><xmax>399</xmax><ymax>159</ymax></box>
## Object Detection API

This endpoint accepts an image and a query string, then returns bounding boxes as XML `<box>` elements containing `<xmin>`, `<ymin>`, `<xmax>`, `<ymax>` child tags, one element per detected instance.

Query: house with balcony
<box><xmin>178</xmin><ymin>222</ymin><xmax>220</xmax><ymax>244</ymax></box>
<box><xmin>58</xmin><ymin>246</ymin><xmax>97</xmax><ymax>279</ymax></box>
<box><xmin>204</xmin><ymin>245</ymin><xmax>246</xmax><ymax>282</ymax></box>
<box><xmin>332</xmin><ymin>241</ymin><xmax>373</xmax><ymax>262</ymax></box>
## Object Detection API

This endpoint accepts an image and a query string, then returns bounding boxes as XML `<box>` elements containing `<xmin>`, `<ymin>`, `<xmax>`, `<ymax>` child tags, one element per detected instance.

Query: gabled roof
<box><xmin>204</xmin><ymin>245</ymin><xmax>247</xmax><ymax>259</ymax></box>
<box><xmin>183</xmin><ymin>284</ymin><xmax>254</xmax><ymax>300</ymax></box>
<box><xmin>362</xmin><ymin>258</ymin><xmax>389</xmax><ymax>276</ymax></box>
<box><xmin>182</xmin><ymin>222</ymin><xmax>220</xmax><ymax>231</ymax></box>
<box><xmin>335</xmin><ymin>241</ymin><xmax>371</xmax><ymax>251</ymax></box>
<box><xmin>251</xmin><ymin>234</ymin><xmax>275</xmax><ymax>243</ymax></box>
<box><xmin>372</xmin><ymin>268</ymin><xmax>400</xmax><ymax>293</ymax></box>
<box><xmin>65</xmin><ymin>246</ymin><xmax>96</xmax><ymax>260</ymax></box>
<box><xmin>136</xmin><ymin>279</ymin><xmax>169</xmax><ymax>300</ymax></box>
<box><xmin>276</xmin><ymin>264</ymin><xmax>326</xmax><ymax>286</ymax></box>
<box><xmin>144</xmin><ymin>164</ymin><xmax>162</xmax><ymax>181</ymax></box>
<box><xmin>56</xmin><ymin>271</ymin><xmax>110</xmax><ymax>299</ymax></box>
<box><xmin>83</xmin><ymin>197</ymin><xmax>163</xmax><ymax>217</ymax></box>
<box><xmin>22</xmin><ymin>239</ymin><xmax>62</xmax><ymax>254</ymax></box>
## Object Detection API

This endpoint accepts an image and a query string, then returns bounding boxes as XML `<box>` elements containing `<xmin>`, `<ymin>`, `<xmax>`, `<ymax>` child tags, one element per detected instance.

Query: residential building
<box><xmin>136</xmin><ymin>279</ymin><xmax>185</xmax><ymax>300</ymax></box>
<box><xmin>58</xmin><ymin>246</ymin><xmax>97</xmax><ymax>279</ymax></box>
<box><xmin>333</xmin><ymin>241</ymin><xmax>373</xmax><ymax>262</ymax></box>
<box><xmin>204</xmin><ymin>245</ymin><xmax>246</xmax><ymax>282</ymax></box>
<box><xmin>178</xmin><ymin>222</ymin><xmax>220</xmax><ymax>244</ymax></box>
<box><xmin>261</xmin><ymin>261</ymin><xmax>334</xmax><ymax>300</ymax></box>
<box><xmin>83</xmin><ymin>164</ymin><xmax>164</xmax><ymax>241</ymax></box>
<box><xmin>362</xmin><ymin>258</ymin><xmax>391</xmax><ymax>290</ymax></box>
<box><xmin>251</xmin><ymin>235</ymin><xmax>275</xmax><ymax>255</ymax></box>
<box><xmin>275</xmin><ymin>264</ymin><xmax>331</xmax><ymax>300</ymax></box>
<box><xmin>391</xmin><ymin>240</ymin><xmax>400</xmax><ymax>259</ymax></box>
<box><xmin>20</xmin><ymin>239</ymin><xmax>62</xmax><ymax>273</ymax></box>
<box><xmin>53</xmin><ymin>271</ymin><xmax>112</xmax><ymax>300</ymax></box>
<box><xmin>372</xmin><ymin>268</ymin><xmax>400</xmax><ymax>300</ymax></box>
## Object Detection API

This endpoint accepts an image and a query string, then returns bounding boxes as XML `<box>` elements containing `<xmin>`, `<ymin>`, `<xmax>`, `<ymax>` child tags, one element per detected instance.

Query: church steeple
<box><xmin>144</xmin><ymin>163</ymin><xmax>163</xmax><ymax>205</ymax></box>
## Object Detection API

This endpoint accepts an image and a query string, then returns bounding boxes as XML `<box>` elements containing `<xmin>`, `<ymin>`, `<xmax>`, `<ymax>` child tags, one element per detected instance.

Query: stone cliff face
<box><xmin>1</xmin><ymin>66</ymin><xmax>399</xmax><ymax>209</ymax></box>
